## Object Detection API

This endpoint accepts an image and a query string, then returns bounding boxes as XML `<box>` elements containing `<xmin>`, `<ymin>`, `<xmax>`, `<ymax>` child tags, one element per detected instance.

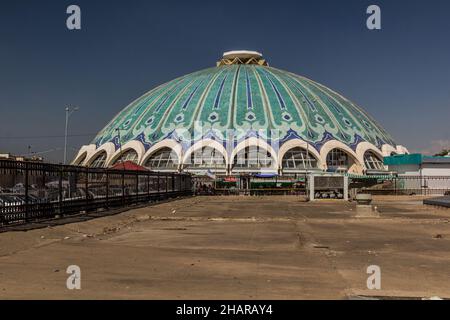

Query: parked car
<box><xmin>0</xmin><ymin>195</ymin><xmax>24</xmax><ymax>206</ymax></box>
<box><xmin>0</xmin><ymin>194</ymin><xmax>42</xmax><ymax>206</ymax></box>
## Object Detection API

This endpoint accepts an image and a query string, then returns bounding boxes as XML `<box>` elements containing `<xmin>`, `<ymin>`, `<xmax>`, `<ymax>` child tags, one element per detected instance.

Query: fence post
<box><xmin>106</xmin><ymin>170</ymin><xmax>109</xmax><ymax>210</ymax></box>
<box><xmin>394</xmin><ymin>178</ymin><xmax>397</xmax><ymax>196</ymax></box>
<box><xmin>423</xmin><ymin>176</ymin><xmax>427</xmax><ymax>196</ymax></box>
<box><xmin>166</xmin><ymin>174</ymin><xmax>169</xmax><ymax>194</ymax></box>
<box><xmin>157</xmin><ymin>172</ymin><xmax>160</xmax><ymax>194</ymax></box>
<box><xmin>147</xmin><ymin>172</ymin><xmax>150</xmax><ymax>201</ymax></box>
<box><xmin>24</xmin><ymin>161</ymin><xmax>29</xmax><ymax>222</ymax></box>
<box><xmin>59</xmin><ymin>166</ymin><xmax>63</xmax><ymax>216</ymax></box>
<box><xmin>85</xmin><ymin>167</ymin><xmax>89</xmax><ymax>211</ymax></box>
<box><xmin>121</xmin><ymin>170</ymin><xmax>125</xmax><ymax>206</ymax></box>
<box><xmin>135</xmin><ymin>172</ymin><xmax>139</xmax><ymax>204</ymax></box>
<box><xmin>172</xmin><ymin>173</ymin><xmax>175</xmax><ymax>193</ymax></box>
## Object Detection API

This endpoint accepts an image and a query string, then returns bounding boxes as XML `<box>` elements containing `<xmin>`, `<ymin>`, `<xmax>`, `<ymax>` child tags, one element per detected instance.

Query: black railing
<box><xmin>0</xmin><ymin>160</ymin><xmax>192</xmax><ymax>226</ymax></box>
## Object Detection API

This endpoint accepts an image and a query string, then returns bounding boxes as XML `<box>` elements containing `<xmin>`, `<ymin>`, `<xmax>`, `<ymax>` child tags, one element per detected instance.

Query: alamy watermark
<box><xmin>64</xmin><ymin>5</ymin><xmax>381</xmax><ymax>32</ymax></box>
<box><xmin>66</xmin><ymin>265</ymin><xmax>81</xmax><ymax>290</ymax></box>
<box><xmin>366</xmin><ymin>265</ymin><xmax>381</xmax><ymax>290</ymax></box>
<box><xmin>367</xmin><ymin>5</ymin><xmax>381</xmax><ymax>30</ymax></box>
<box><xmin>66</xmin><ymin>5</ymin><xmax>81</xmax><ymax>30</ymax></box>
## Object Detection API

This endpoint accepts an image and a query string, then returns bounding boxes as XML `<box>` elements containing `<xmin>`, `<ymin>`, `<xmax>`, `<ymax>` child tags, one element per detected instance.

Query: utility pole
<box><xmin>64</xmin><ymin>106</ymin><xmax>79</xmax><ymax>164</ymax></box>
<box><xmin>115</xmin><ymin>128</ymin><xmax>125</xmax><ymax>170</ymax></box>
<box><xmin>116</xmin><ymin>128</ymin><xmax>126</xmax><ymax>202</ymax></box>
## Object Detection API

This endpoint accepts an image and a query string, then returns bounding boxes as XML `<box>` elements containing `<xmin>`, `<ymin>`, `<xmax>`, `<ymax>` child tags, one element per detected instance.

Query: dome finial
<box><xmin>217</xmin><ymin>50</ymin><xmax>268</xmax><ymax>66</ymax></box>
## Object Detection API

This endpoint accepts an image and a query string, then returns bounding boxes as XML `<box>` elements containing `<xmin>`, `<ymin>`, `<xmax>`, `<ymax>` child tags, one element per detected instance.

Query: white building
<box><xmin>384</xmin><ymin>154</ymin><xmax>450</xmax><ymax>192</ymax></box>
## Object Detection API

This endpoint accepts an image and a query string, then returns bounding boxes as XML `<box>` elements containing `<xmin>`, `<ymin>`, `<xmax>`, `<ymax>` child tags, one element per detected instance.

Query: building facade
<box><xmin>384</xmin><ymin>154</ymin><xmax>450</xmax><ymax>192</ymax></box>
<box><xmin>73</xmin><ymin>51</ymin><xmax>408</xmax><ymax>175</ymax></box>
<box><xmin>385</xmin><ymin>154</ymin><xmax>450</xmax><ymax>176</ymax></box>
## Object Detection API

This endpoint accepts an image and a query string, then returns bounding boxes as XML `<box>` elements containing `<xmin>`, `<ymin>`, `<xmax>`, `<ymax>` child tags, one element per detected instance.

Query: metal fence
<box><xmin>193</xmin><ymin>174</ymin><xmax>309</xmax><ymax>196</ymax></box>
<box><xmin>198</xmin><ymin>174</ymin><xmax>450</xmax><ymax>197</ymax></box>
<box><xmin>349</xmin><ymin>175</ymin><xmax>450</xmax><ymax>196</ymax></box>
<box><xmin>0</xmin><ymin>160</ymin><xmax>192</xmax><ymax>226</ymax></box>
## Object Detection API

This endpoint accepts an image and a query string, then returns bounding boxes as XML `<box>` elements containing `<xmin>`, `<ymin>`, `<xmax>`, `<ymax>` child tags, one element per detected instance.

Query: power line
<box><xmin>23</xmin><ymin>148</ymin><xmax>62</xmax><ymax>156</ymax></box>
<box><xmin>0</xmin><ymin>133</ymin><xmax>96</xmax><ymax>140</ymax></box>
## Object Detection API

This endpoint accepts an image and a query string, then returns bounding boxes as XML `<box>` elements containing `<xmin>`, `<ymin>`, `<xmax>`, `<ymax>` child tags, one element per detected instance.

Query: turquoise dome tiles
<box><xmin>92</xmin><ymin>64</ymin><xmax>397</xmax><ymax>152</ymax></box>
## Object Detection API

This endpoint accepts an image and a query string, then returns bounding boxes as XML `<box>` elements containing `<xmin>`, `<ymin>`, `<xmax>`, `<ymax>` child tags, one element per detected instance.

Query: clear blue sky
<box><xmin>1</xmin><ymin>0</ymin><xmax>449</xmax><ymax>162</ymax></box>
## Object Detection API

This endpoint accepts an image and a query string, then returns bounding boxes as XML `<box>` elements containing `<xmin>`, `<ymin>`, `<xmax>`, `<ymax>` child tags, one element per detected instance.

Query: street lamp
<box><xmin>64</xmin><ymin>106</ymin><xmax>79</xmax><ymax>165</ymax></box>
<box><xmin>115</xmin><ymin>128</ymin><xmax>126</xmax><ymax>170</ymax></box>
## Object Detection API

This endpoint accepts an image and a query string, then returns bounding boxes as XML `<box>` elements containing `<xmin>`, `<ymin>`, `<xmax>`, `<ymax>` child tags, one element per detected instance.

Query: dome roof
<box><xmin>93</xmin><ymin>65</ymin><xmax>396</xmax><ymax>151</ymax></box>
<box><xmin>76</xmin><ymin>51</ymin><xmax>406</xmax><ymax>173</ymax></box>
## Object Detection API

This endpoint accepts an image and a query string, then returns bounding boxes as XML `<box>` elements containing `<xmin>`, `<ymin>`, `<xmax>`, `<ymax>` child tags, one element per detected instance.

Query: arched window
<box><xmin>326</xmin><ymin>149</ymin><xmax>349</xmax><ymax>169</ymax></box>
<box><xmin>112</xmin><ymin>149</ymin><xmax>138</xmax><ymax>165</ymax></box>
<box><xmin>185</xmin><ymin>147</ymin><xmax>226</xmax><ymax>169</ymax></box>
<box><xmin>232</xmin><ymin>146</ymin><xmax>273</xmax><ymax>169</ymax></box>
<box><xmin>144</xmin><ymin>148</ymin><xmax>179</xmax><ymax>169</ymax></box>
<box><xmin>282</xmin><ymin>148</ymin><xmax>318</xmax><ymax>170</ymax></box>
<box><xmin>89</xmin><ymin>152</ymin><xmax>107</xmax><ymax>168</ymax></box>
<box><xmin>364</xmin><ymin>151</ymin><xmax>384</xmax><ymax>170</ymax></box>
<box><xmin>73</xmin><ymin>153</ymin><xmax>87</xmax><ymax>166</ymax></box>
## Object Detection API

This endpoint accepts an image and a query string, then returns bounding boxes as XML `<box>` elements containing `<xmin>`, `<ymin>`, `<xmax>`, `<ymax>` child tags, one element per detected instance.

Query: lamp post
<box><xmin>64</xmin><ymin>106</ymin><xmax>79</xmax><ymax>165</ymax></box>
<box><xmin>115</xmin><ymin>128</ymin><xmax>126</xmax><ymax>170</ymax></box>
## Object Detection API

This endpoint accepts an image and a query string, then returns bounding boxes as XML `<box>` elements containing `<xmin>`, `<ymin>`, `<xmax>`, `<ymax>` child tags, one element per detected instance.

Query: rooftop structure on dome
<box><xmin>217</xmin><ymin>50</ymin><xmax>268</xmax><ymax>66</ymax></box>
<box><xmin>73</xmin><ymin>50</ymin><xmax>408</xmax><ymax>176</ymax></box>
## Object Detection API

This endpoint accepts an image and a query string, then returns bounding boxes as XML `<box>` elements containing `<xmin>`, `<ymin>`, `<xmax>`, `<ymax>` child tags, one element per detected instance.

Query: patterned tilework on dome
<box><xmin>92</xmin><ymin>64</ymin><xmax>397</xmax><ymax>151</ymax></box>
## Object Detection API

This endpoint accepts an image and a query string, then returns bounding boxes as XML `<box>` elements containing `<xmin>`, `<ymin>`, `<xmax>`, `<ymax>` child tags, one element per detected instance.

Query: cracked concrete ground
<box><xmin>1</xmin><ymin>195</ymin><xmax>450</xmax><ymax>299</ymax></box>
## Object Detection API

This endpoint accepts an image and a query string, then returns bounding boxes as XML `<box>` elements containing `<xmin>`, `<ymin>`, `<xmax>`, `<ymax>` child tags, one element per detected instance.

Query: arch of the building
<box><xmin>88</xmin><ymin>151</ymin><xmax>108</xmax><ymax>168</ymax></box>
<box><xmin>363</xmin><ymin>150</ymin><xmax>385</xmax><ymax>171</ymax></box>
<box><xmin>320</xmin><ymin>140</ymin><xmax>362</xmax><ymax>174</ymax></box>
<box><xmin>281</xmin><ymin>147</ymin><xmax>321</xmax><ymax>172</ymax></box>
<box><xmin>140</xmin><ymin>140</ymin><xmax>182</xmax><ymax>171</ymax></box>
<box><xmin>84</xmin><ymin>142</ymin><xmax>116</xmax><ymax>168</ymax></box>
<box><xmin>139</xmin><ymin>139</ymin><xmax>182</xmax><ymax>166</ymax></box>
<box><xmin>182</xmin><ymin>139</ymin><xmax>228</xmax><ymax>171</ymax></box>
<box><xmin>278</xmin><ymin>139</ymin><xmax>322</xmax><ymax>171</ymax></box>
<box><xmin>140</xmin><ymin>140</ymin><xmax>182</xmax><ymax>165</ymax></box>
<box><xmin>71</xmin><ymin>144</ymin><xmax>96</xmax><ymax>166</ymax></box>
<box><xmin>142</xmin><ymin>147</ymin><xmax>180</xmax><ymax>171</ymax></box>
<box><xmin>106</xmin><ymin>141</ymin><xmax>146</xmax><ymax>167</ymax></box>
<box><xmin>230</xmin><ymin>137</ymin><xmax>278</xmax><ymax>172</ymax></box>
<box><xmin>355</xmin><ymin>142</ymin><xmax>384</xmax><ymax>168</ymax></box>
<box><xmin>109</xmin><ymin>149</ymin><xmax>139</xmax><ymax>166</ymax></box>
<box><xmin>231</xmin><ymin>146</ymin><xmax>275</xmax><ymax>171</ymax></box>
<box><xmin>73</xmin><ymin>152</ymin><xmax>87</xmax><ymax>166</ymax></box>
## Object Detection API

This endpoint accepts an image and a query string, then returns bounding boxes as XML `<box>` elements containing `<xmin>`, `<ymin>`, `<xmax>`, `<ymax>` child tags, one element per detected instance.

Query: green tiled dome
<box><xmin>93</xmin><ymin>63</ymin><xmax>396</xmax><ymax>151</ymax></box>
